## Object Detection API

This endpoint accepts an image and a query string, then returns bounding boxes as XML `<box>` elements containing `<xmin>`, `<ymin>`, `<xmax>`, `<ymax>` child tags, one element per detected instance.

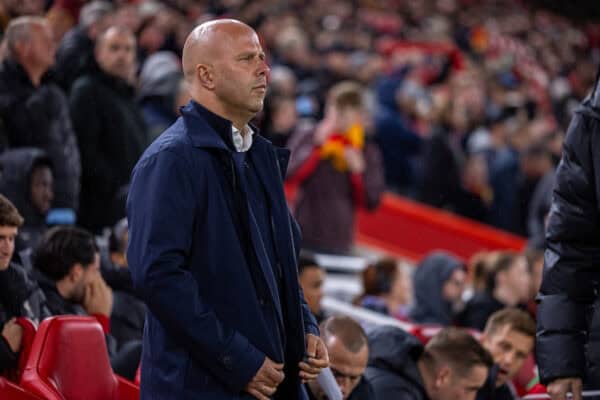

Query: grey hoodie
<box><xmin>409</xmin><ymin>251</ymin><xmax>464</xmax><ymax>326</ymax></box>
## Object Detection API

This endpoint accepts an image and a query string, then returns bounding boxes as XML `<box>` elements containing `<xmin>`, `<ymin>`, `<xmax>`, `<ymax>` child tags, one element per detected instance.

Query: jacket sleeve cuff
<box><xmin>305</xmin><ymin>321</ymin><xmax>319</xmax><ymax>337</ymax></box>
<box><xmin>536</xmin><ymin>294</ymin><xmax>587</xmax><ymax>384</ymax></box>
<box><xmin>214</xmin><ymin>330</ymin><xmax>265</xmax><ymax>393</ymax></box>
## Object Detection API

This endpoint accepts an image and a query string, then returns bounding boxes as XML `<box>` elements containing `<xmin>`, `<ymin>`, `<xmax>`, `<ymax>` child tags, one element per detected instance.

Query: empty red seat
<box><xmin>20</xmin><ymin>316</ymin><xmax>139</xmax><ymax>400</ymax></box>
<box><xmin>0</xmin><ymin>376</ymin><xmax>41</xmax><ymax>399</ymax></box>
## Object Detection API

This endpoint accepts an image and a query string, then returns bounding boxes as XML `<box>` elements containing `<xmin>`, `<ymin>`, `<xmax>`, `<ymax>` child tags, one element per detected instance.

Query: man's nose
<box><xmin>257</xmin><ymin>59</ymin><xmax>270</xmax><ymax>76</ymax></box>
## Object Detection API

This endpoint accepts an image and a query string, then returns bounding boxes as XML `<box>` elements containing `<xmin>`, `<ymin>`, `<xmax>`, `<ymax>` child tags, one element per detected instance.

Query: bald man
<box><xmin>127</xmin><ymin>19</ymin><xmax>328</xmax><ymax>400</ymax></box>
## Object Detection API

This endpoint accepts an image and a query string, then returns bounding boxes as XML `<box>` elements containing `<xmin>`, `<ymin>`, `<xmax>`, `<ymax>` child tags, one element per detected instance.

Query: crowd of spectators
<box><xmin>0</xmin><ymin>0</ymin><xmax>598</xmax><ymax>398</ymax></box>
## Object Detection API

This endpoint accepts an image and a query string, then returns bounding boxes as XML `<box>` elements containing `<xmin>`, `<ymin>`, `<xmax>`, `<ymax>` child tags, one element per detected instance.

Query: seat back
<box><xmin>0</xmin><ymin>376</ymin><xmax>42</xmax><ymax>399</ymax></box>
<box><xmin>21</xmin><ymin>316</ymin><xmax>119</xmax><ymax>400</ymax></box>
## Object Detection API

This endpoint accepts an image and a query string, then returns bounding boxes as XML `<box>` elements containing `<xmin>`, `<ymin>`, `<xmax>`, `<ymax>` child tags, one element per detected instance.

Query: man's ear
<box><xmin>196</xmin><ymin>63</ymin><xmax>215</xmax><ymax>90</ymax></box>
<box><xmin>68</xmin><ymin>263</ymin><xmax>84</xmax><ymax>283</ymax></box>
<box><xmin>435</xmin><ymin>365</ymin><xmax>451</xmax><ymax>388</ymax></box>
<box><xmin>480</xmin><ymin>333</ymin><xmax>488</xmax><ymax>346</ymax></box>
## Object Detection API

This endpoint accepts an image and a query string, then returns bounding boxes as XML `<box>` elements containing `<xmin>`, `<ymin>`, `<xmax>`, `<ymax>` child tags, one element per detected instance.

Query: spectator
<box><xmin>0</xmin><ymin>194</ymin><xmax>49</xmax><ymax>373</ymax></box>
<box><xmin>0</xmin><ymin>17</ymin><xmax>81</xmax><ymax>212</ymax></box>
<box><xmin>53</xmin><ymin>0</ymin><xmax>114</xmax><ymax>93</ymax></box>
<box><xmin>527</xmin><ymin>168</ymin><xmax>555</xmax><ymax>250</ymax></box>
<box><xmin>138</xmin><ymin>51</ymin><xmax>190</xmax><ymax>142</ymax></box>
<box><xmin>31</xmin><ymin>226</ymin><xmax>141</xmax><ymax>379</ymax></box>
<box><xmin>524</xmin><ymin>248</ymin><xmax>544</xmax><ymax>317</ymax></box>
<box><xmin>365</xmin><ymin>326</ymin><xmax>493</xmax><ymax>400</ymax></box>
<box><xmin>99</xmin><ymin>217</ymin><xmax>134</xmax><ymax>294</ymax></box>
<box><xmin>287</xmin><ymin>81</ymin><xmax>385</xmax><ymax>254</ymax></box>
<box><xmin>373</xmin><ymin>75</ymin><xmax>422</xmax><ymax>193</ymax></box>
<box><xmin>409</xmin><ymin>251</ymin><xmax>466</xmax><ymax>326</ymax></box>
<box><xmin>478</xmin><ymin>308</ymin><xmax>536</xmax><ymax>400</ymax></box>
<box><xmin>69</xmin><ymin>26</ymin><xmax>148</xmax><ymax>233</ymax></box>
<box><xmin>108</xmin><ymin>217</ymin><xmax>128</xmax><ymax>269</ymax></box>
<box><xmin>261</xmin><ymin>95</ymin><xmax>299</xmax><ymax>148</ymax></box>
<box><xmin>46</xmin><ymin>0</ymin><xmax>87</xmax><ymax>42</ymax></box>
<box><xmin>458</xmin><ymin>252</ymin><xmax>531</xmax><ymax>331</ymax></box>
<box><xmin>514</xmin><ymin>143</ymin><xmax>553</xmax><ymax>236</ymax></box>
<box><xmin>0</xmin><ymin>148</ymin><xmax>53</xmax><ymax>252</ymax></box>
<box><xmin>298</xmin><ymin>254</ymin><xmax>325</xmax><ymax>324</ymax></box>
<box><xmin>357</xmin><ymin>257</ymin><xmax>412</xmax><ymax>321</ymax></box>
<box><xmin>0</xmin><ymin>0</ymin><xmax>45</xmax><ymax>34</ymax></box>
<box><xmin>306</xmin><ymin>317</ymin><xmax>375</xmax><ymax>400</ymax></box>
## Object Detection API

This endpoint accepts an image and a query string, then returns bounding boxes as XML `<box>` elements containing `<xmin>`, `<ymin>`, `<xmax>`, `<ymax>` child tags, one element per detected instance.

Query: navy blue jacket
<box><xmin>127</xmin><ymin>101</ymin><xmax>318</xmax><ymax>399</ymax></box>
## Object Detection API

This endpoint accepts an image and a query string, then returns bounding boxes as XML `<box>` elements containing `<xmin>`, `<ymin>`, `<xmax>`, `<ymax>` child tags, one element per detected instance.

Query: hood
<box><xmin>0</xmin><ymin>148</ymin><xmax>51</xmax><ymax>225</ymax></box>
<box><xmin>138</xmin><ymin>51</ymin><xmax>182</xmax><ymax>101</ymax></box>
<box><xmin>409</xmin><ymin>251</ymin><xmax>464</xmax><ymax>325</ymax></box>
<box><xmin>367</xmin><ymin>325</ymin><xmax>424</xmax><ymax>384</ymax></box>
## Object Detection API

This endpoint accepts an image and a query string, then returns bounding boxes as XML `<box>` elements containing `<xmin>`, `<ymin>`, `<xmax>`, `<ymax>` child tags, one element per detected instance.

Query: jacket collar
<box><xmin>92</xmin><ymin>67</ymin><xmax>136</xmax><ymax>97</ymax></box>
<box><xmin>180</xmin><ymin>100</ymin><xmax>244</xmax><ymax>152</ymax></box>
<box><xmin>0</xmin><ymin>59</ymin><xmax>54</xmax><ymax>89</ymax></box>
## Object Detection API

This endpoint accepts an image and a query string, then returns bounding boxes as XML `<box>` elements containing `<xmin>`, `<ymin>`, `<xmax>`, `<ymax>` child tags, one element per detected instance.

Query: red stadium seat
<box><xmin>134</xmin><ymin>364</ymin><xmax>141</xmax><ymax>386</ymax></box>
<box><xmin>0</xmin><ymin>376</ymin><xmax>41</xmax><ymax>399</ymax></box>
<box><xmin>20</xmin><ymin>316</ymin><xmax>139</xmax><ymax>400</ymax></box>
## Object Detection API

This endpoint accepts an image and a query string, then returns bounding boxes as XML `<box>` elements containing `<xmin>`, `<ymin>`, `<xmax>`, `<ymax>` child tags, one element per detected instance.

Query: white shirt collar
<box><xmin>231</xmin><ymin>125</ymin><xmax>253</xmax><ymax>152</ymax></box>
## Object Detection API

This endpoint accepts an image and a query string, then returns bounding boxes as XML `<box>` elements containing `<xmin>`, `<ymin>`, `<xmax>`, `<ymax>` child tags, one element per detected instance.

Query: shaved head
<box><xmin>181</xmin><ymin>18</ymin><xmax>269</xmax><ymax>130</ymax></box>
<box><xmin>182</xmin><ymin>19</ymin><xmax>256</xmax><ymax>82</ymax></box>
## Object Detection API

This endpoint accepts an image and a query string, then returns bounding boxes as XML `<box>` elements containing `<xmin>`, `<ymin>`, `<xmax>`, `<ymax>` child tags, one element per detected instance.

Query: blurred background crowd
<box><xmin>0</xmin><ymin>0</ymin><xmax>599</xmax><ymax>398</ymax></box>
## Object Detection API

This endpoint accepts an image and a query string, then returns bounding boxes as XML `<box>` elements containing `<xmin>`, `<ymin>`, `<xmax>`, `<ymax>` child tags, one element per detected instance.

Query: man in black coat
<box><xmin>53</xmin><ymin>0</ymin><xmax>114</xmax><ymax>93</ymax></box>
<box><xmin>305</xmin><ymin>317</ymin><xmax>375</xmax><ymax>400</ymax></box>
<box><xmin>0</xmin><ymin>17</ymin><xmax>81</xmax><ymax>211</ymax></box>
<box><xmin>365</xmin><ymin>326</ymin><xmax>493</xmax><ymax>400</ymax></box>
<box><xmin>69</xmin><ymin>26</ymin><xmax>148</xmax><ymax>233</ymax></box>
<box><xmin>537</xmin><ymin>69</ymin><xmax>600</xmax><ymax>400</ymax></box>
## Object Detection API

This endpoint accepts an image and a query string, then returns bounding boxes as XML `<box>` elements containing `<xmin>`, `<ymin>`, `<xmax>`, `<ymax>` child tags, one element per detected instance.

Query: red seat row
<box><xmin>1</xmin><ymin>316</ymin><xmax>139</xmax><ymax>400</ymax></box>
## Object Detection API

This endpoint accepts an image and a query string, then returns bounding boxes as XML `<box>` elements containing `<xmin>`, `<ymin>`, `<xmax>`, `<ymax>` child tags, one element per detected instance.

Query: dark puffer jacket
<box><xmin>364</xmin><ymin>325</ymin><xmax>428</xmax><ymax>400</ymax></box>
<box><xmin>537</xmin><ymin>74</ymin><xmax>600</xmax><ymax>387</ymax></box>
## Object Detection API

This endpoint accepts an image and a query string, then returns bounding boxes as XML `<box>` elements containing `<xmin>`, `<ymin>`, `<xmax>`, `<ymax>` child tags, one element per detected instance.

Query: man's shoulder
<box><xmin>136</xmin><ymin>118</ymin><xmax>214</xmax><ymax>170</ymax></box>
<box><xmin>70</xmin><ymin>73</ymin><xmax>105</xmax><ymax>96</ymax></box>
<box><xmin>348</xmin><ymin>377</ymin><xmax>377</xmax><ymax>400</ymax></box>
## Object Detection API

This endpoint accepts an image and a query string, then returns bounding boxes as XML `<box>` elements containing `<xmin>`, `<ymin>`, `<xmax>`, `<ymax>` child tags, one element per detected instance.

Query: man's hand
<box><xmin>547</xmin><ymin>377</ymin><xmax>583</xmax><ymax>400</ymax></box>
<box><xmin>1</xmin><ymin>318</ymin><xmax>23</xmax><ymax>353</ymax></box>
<box><xmin>83</xmin><ymin>276</ymin><xmax>113</xmax><ymax>317</ymax></box>
<box><xmin>245</xmin><ymin>357</ymin><xmax>285</xmax><ymax>400</ymax></box>
<box><xmin>299</xmin><ymin>334</ymin><xmax>329</xmax><ymax>383</ymax></box>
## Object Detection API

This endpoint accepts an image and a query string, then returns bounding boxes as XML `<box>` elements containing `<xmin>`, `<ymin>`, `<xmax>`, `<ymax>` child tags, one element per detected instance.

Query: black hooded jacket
<box><xmin>536</xmin><ymin>71</ymin><xmax>600</xmax><ymax>387</ymax></box>
<box><xmin>409</xmin><ymin>252</ymin><xmax>464</xmax><ymax>326</ymax></box>
<box><xmin>365</xmin><ymin>325</ymin><xmax>429</xmax><ymax>400</ymax></box>
<box><xmin>0</xmin><ymin>148</ymin><xmax>52</xmax><ymax>251</ymax></box>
